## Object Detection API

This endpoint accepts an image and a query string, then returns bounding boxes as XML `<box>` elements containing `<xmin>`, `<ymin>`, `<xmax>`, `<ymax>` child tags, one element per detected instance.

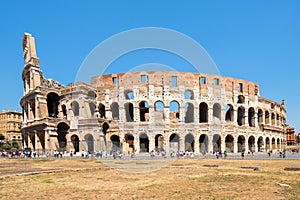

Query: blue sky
<box><xmin>0</xmin><ymin>1</ymin><xmax>299</xmax><ymax>131</ymax></box>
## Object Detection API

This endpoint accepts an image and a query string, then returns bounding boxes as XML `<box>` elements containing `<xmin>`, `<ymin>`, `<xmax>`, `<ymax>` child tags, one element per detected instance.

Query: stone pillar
<box><xmin>194</xmin><ymin>135</ymin><xmax>200</xmax><ymax>155</ymax></box>
<box><xmin>149</xmin><ymin>134</ymin><xmax>155</xmax><ymax>152</ymax></box>
<box><xmin>134</xmin><ymin>134</ymin><xmax>140</xmax><ymax>153</ymax></box>
<box><xmin>35</xmin><ymin>132</ymin><xmax>43</xmax><ymax>153</ymax></box>
<box><xmin>233</xmin><ymin>137</ymin><xmax>238</xmax><ymax>153</ymax></box>
<box><xmin>244</xmin><ymin>109</ymin><xmax>248</xmax><ymax>127</ymax></box>
<box><xmin>164</xmin><ymin>106</ymin><xmax>170</xmax><ymax>124</ymax></box>
<box><xmin>221</xmin><ymin>136</ymin><xmax>226</xmax><ymax>153</ymax></box>
<box><xmin>134</xmin><ymin>105</ymin><xmax>140</xmax><ymax>122</ymax></box>
<box><xmin>179</xmin><ymin>106</ymin><xmax>185</xmax><ymax>123</ymax></box>
<box><xmin>233</xmin><ymin>108</ymin><xmax>238</xmax><ymax>126</ymax></box>
<box><xmin>208</xmin><ymin>135</ymin><xmax>214</xmax><ymax>154</ymax></box>
<box><xmin>180</xmin><ymin>135</ymin><xmax>185</xmax><ymax>151</ymax></box>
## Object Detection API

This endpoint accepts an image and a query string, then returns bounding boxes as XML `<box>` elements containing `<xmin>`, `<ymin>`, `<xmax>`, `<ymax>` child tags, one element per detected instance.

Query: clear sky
<box><xmin>0</xmin><ymin>1</ymin><xmax>299</xmax><ymax>131</ymax></box>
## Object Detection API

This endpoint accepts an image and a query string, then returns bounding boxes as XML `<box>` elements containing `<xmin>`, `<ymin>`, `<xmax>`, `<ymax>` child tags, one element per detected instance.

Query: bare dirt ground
<box><xmin>0</xmin><ymin>158</ymin><xmax>300</xmax><ymax>200</ymax></box>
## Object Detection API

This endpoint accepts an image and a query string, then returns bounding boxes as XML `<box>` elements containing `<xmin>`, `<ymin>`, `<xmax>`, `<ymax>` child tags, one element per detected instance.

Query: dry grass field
<box><xmin>0</xmin><ymin>158</ymin><xmax>300</xmax><ymax>200</ymax></box>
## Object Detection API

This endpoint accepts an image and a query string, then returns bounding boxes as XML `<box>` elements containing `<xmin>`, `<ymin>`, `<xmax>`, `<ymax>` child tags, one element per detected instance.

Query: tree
<box><xmin>0</xmin><ymin>134</ymin><xmax>5</xmax><ymax>140</ymax></box>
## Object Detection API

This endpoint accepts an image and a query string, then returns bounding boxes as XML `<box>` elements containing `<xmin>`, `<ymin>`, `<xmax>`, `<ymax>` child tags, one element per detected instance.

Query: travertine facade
<box><xmin>20</xmin><ymin>33</ymin><xmax>286</xmax><ymax>155</ymax></box>
<box><xmin>0</xmin><ymin>110</ymin><xmax>22</xmax><ymax>141</ymax></box>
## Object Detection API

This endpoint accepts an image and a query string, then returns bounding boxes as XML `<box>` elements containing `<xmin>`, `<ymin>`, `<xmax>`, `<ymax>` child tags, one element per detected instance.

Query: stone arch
<box><xmin>47</xmin><ymin>92</ymin><xmax>59</xmax><ymax>118</ymax></box>
<box><xmin>71</xmin><ymin>101</ymin><xmax>79</xmax><ymax>117</ymax></box>
<box><xmin>111</xmin><ymin>102</ymin><xmax>119</xmax><ymax>120</ymax></box>
<box><xmin>169</xmin><ymin>133</ymin><xmax>180</xmax><ymax>152</ymax></box>
<box><xmin>169</xmin><ymin>101</ymin><xmax>180</xmax><ymax>120</ymax></box>
<box><xmin>124</xmin><ymin>102</ymin><xmax>134</xmax><ymax>122</ymax></box>
<box><xmin>258</xmin><ymin>109</ymin><xmax>263</xmax><ymax>124</ymax></box>
<box><xmin>124</xmin><ymin>90</ymin><xmax>134</xmax><ymax>100</ymax></box>
<box><xmin>84</xmin><ymin>134</ymin><xmax>94</xmax><ymax>153</ymax></box>
<box><xmin>89</xmin><ymin>102</ymin><xmax>96</xmax><ymax>117</ymax></box>
<box><xmin>57</xmin><ymin>122</ymin><xmax>69</xmax><ymax>149</ymax></box>
<box><xmin>225</xmin><ymin>104</ymin><xmax>234</xmax><ymax>122</ymax></box>
<box><xmin>237</xmin><ymin>106</ymin><xmax>245</xmax><ymax>126</ymax></box>
<box><xmin>110</xmin><ymin>135</ymin><xmax>121</xmax><ymax>151</ymax></box>
<box><xmin>277</xmin><ymin>138</ymin><xmax>280</xmax><ymax>149</ymax></box>
<box><xmin>248</xmin><ymin>136</ymin><xmax>255</xmax><ymax>152</ymax></box>
<box><xmin>272</xmin><ymin>137</ymin><xmax>276</xmax><ymax>149</ymax></box>
<box><xmin>276</xmin><ymin>113</ymin><xmax>280</xmax><ymax>126</ymax></box>
<box><xmin>139</xmin><ymin>133</ymin><xmax>149</xmax><ymax>152</ymax></box>
<box><xmin>271</xmin><ymin>113</ymin><xmax>276</xmax><ymax>125</ymax></box>
<box><xmin>139</xmin><ymin>101</ymin><xmax>149</xmax><ymax>122</ymax></box>
<box><xmin>125</xmin><ymin>134</ymin><xmax>135</xmax><ymax>152</ymax></box>
<box><xmin>213</xmin><ymin>134</ymin><xmax>221</xmax><ymax>152</ymax></box>
<box><xmin>155</xmin><ymin>134</ymin><xmax>164</xmax><ymax>152</ymax></box>
<box><xmin>257</xmin><ymin>136</ymin><xmax>264</xmax><ymax>152</ymax></box>
<box><xmin>265</xmin><ymin>111</ymin><xmax>270</xmax><ymax>124</ymax></box>
<box><xmin>185</xmin><ymin>103</ymin><xmax>194</xmax><ymax>123</ymax></box>
<box><xmin>237</xmin><ymin>135</ymin><xmax>246</xmax><ymax>153</ymax></box>
<box><xmin>87</xmin><ymin>91</ymin><xmax>96</xmax><ymax>99</ymax></box>
<box><xmin>237</xmin><ymin>95</ymin><xmax>245</xmax><ymax>104</ymax></box>
<box><xmin>154</xmin><ymin>101</ymin><xmax>164</xmax><ymax>111</ymax></box>
<box><xmin>71</xmin><ymin>134</ymin><xmax>80</xmax><ymax>153</ymax></box>
<box><xmin>98</xmin><ymin>103</ymin><xmax>106</xmax><ymax>118</ymax></box>
<box><xmin>185</xmin><ymin>134</ymin><xmax>194</xmax><ymax>152</ymax></box>
<box><xmin>199</xmin><ymin>134</ymin><xmax>208</xmax><ymax>154</ymax></box>
<box><xmin>225</xmin><ymin>135</ymin><xmax>234</xmax><ymax>153</ymax></box>
<box><xmin>248</xmin><ymin>107</ymin><xmax>255</xmax><ymax>127</ymax></box>
<box><xmin>199</xmin><ymin>102</ymin><xmax>208</xmax><ymax>123</ymax></box>
<box><xmin>213</xmin><ymin>103</ymin><xmax>221</xmax><ymax>121</ymax></box>
<box><xmin>265</xmin><ymin>137</ymin><xmax>270</xmax><ymax>151</ymax></box>
<box><xmin>61</xmin><ymin>104</ymin><xmax>67</xmax><ymax>118</ymax></box>
<box><xmin>184</xmin><ymin>90</ymin><xmax>193</xmax><ymax>100</ymax></box>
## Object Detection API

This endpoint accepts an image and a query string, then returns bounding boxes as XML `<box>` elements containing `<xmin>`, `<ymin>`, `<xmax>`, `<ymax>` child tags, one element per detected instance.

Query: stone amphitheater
<box><xmin>20</xmin><ymin>33</ymin><xmax>286</xmax><ymax>155</ymax></box>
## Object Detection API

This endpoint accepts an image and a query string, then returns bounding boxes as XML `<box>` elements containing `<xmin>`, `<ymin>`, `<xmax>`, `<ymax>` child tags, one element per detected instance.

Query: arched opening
<box><xmin>71</xmin><ymin>135</ymin><xmax>80</xmax><ymax>153</ymax></box>
<box><xmin>155</xmin><ymin>134</ymin><xmax>164</xmax><ymax>152</ymax></box>
<box><xmin>184</xmin><ymin>90</ymin><xmax>193</xmax><ymax>100</ymax></box>
<box><xmin>139</xmin><ymin>101</ymin><xmax>149</xmax><ymax>122</ymax></box>
<box><xmin>102</xmin><ymin>123</ymin><xmax>109</xmax><ymax>135</ymax></box>
<box><xmin>213</xmin><ymin>103</ymin><xmax>221</xmax><ymax>121</ymax></box>
<box><xmin>199</xmin><ymin>134</ymin><xmax>208</xmax><ymax>154</ymax></box>
<box><xmin>84</xmin><ymin>134</ymin><xmax>94</xmax><ymax>153</ymax></box>
<box><xmin>276</xmin><ymin>114</ymin><xmax>280</xmax><ymax>126</ymax></box>
<box><xmin>61</xmin><ymin>104</ymin><xmax>67</xmax><ymax>118</ymax></box>
<box><xmin>139</xmin><ymin>133</ymin><xmax>149</xmax><ymax>153</ymax></box>
<box><xmin>277</xmin><ymin>138</ymin><xmax>280</xmax><ymax>149</ymax></box>
<box><xmin>213</xmin><ymin>134</ymin><xmax>221</xmax><ymax>152</ymax></box>
<box><xmin>71</xmin><ymin>101</ymin><xmax>79</xmax><ymax>117</ymax></box>
<box><xmin>257</xmin><ymin>137</ymin><xmax>264</xmax><ymax>152</ymax></box>
<box><xmin>265</xmin><ymin>111</ymin><xmax>270</xmax><ymax>124</ymax></box>
<box><xmin>271</xmin><ymin>113</ymin><xmax>275</xmax><ymax>125</ymax></box>
<box><xmin>98</xmin><ymin>103</ymin><xmax>106</xmax><ymax>118</ymax></box>
<box><xmin>110</xmin><ymin>135</ymin><xmax>121</xmax><ymax>152</ymax></box>
<box><xmin>185</xmin><ymin>134</ymin><xmax>194</xmax><ymax>152</ymax></box>
<box><xmin>248</xmin><ymin>107</ymin><xmax>255</xmax><ymax>127</ymax></box>
<box><xmin>111</xmin><ymin>102</ymin><xmax>119</xmax><ymax>120</ymax></box>
<box><xmin>87</xmin><ymin>91</ymin><xmax>96</xmax><ymax>99</ymax></box>
<box><xmin>225</xmin><ymin>135</ymin><xmax>234</xmax><ymax>153</ymax></box>
<box><xmin>47</xmin><ymin>92</ymin><xmax>59</xmax><ymax>118</ymax></box>
<box><xmin>125</xmin><ymin>134</ymin><xmax>134</xmax><ymax>153</ymax></box>
<box><xmin>155</xmin><ymin>101</ymin><xmax>164</xmax><ymax>111</ymax></box>
<box><xmin>124</xmin><ymin>90</ymin><xmax>134</xmax><ymax>100</ymax></box>
<box><xmin>237</xmin><ymin>135</ymin><xmax>246</xmax><ymax>152</ymax></box>
<box><xmin>199</xmin><ymin>102</ymin><xmax>208</xmax><ymax>123</ymax></box>
<box><xmin>272</xmin><ymin>138</ymin><xmax>276</xmax><ymax>149</ymax></box>
<box><xmin>258</xmin><ymin>109</ymin><xmax>263</xmax><ymax>128</ymax></box>
<box><xmin>248</xmin><ymin>136</ymin><xmax>255</xmax><ymax>152</ymax></box>
<box><xmin>185</xmin><ymin>103</ymin><xmax>194</xmax><ymax>123</ymax></box>
<box><xmin>125</xmin><ymin>103</ymin><xmax>134</xmax><ymax>122</ymax></box>
<box><xmin>89</xmin><ymin>102</ymin><xmax>96</xmax><ymax>118</ymax></box>
<box><xmin>237</xmin><ymin>95</ymin><xmax>245</xmax><ymax>104</ymax></box>
<box><xmin>57</xmin><ymin>122</ymin><xmax>69</xmax><ymax>150</ymax></box>
<box><xmin>169</xmin><ymin>101</ymin><xmax>180</xmax><ymax>121</ymax></box>
<box><xmin>169</xmin><ymin>133</ymin><xmax>180</xmax><ymax>152</ymax></box>
<box><xmin>237</xmin><ymin>106</ymin><xmax>245</xmax><ymax>126</ymax></box>
<box><xmin>225</xmin><ymin>104</ymin><xmax>234</xmax><ymax>122</ymax></box>
<box><xmin>265</xmin><ymin>137</ymin><xmax>270</xmax><ymax>151</ymax></box>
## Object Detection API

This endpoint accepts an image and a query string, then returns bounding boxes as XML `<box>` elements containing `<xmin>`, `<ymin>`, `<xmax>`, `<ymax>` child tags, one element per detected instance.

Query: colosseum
<box><xmin>20</xmin><ymin>33</ymin><xmax>286</xmax><ymax>155</ymax></box>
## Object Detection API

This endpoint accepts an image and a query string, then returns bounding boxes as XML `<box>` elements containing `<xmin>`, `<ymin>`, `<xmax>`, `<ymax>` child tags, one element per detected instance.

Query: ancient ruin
<box><xmin>20</xmin><ymin>33</ymin><xmax>286</xmax><ymax>155</ymax></box>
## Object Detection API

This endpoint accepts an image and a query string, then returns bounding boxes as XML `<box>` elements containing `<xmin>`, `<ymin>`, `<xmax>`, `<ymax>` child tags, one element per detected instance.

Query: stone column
<box><xmin>233</xmin><ymin>137</ymin><xmax>238</xmax><ymax>153</ymax></box>
<box><xmin>149</xmin><ymin>134</ymin><xmax>155</xmax><ymax>152</ymax></box>
<box><xmin>134</xmin><ymin>134</ymin><xmax>140</xmax><ymax>153</ymax></box>
<box><xmin>208</xmin><ymin>135</ymin><xmax>214</xmax><ymax>154</ymax></box>
<box><xmin>194</xmin><ymin>135</ymin><xmax>200</xmax><ymax>155</ymax></box>
<box><xmin>180</xmin><ymin>135</ymin><xmax>185</xmax><ymax>151</ymax></box>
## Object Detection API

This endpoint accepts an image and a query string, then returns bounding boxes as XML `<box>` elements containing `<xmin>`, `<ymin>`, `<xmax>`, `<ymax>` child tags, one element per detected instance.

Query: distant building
<box><xmin>0</xmin><ymin>110</ymin><xmax>22</xmax><ymax>141</ymax></box>
<box><xmin>285</xmin><ymin>126</ymin><xmax>295</xmax><ymax>145</ymax></box>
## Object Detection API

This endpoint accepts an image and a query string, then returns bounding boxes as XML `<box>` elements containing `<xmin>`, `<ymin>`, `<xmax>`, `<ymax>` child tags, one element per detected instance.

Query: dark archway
<box><xmin>111</xmin><ymin>102</ymin><xmax>119</xmax><ymax>120</ymax></box>
<box><xmin>225</xmin><ymin>135</ymin><xmax>234</xmax><ymax>153</ymax></box>
<box><xmin>89</xmin><ymin>102</ymin><xmax>96</xmax><ymax>117</ymax></box>
<box><xmin>266</xmin><ymin>137</ymin><xmax>270</xmax><ymax>151</ymax></box>
<box><xmin>84</xmin><ymin>134</ymin><xmax>94</xmax><ymax>153</ymax></box>
<box><xmin>47</xmin><ymin>92</ymin><xmax>59</xmax><ymax>118</ymax></box>
<box><xmin>139</xmin><ymin>101</ymin><xmax>149</xmax><ymax>122</ymax></box>
<box><xmin>185</xmin><ymin>103</ymin><xmax>194</xmax><ymax>123</ymax></box>
<box><xmin>139</xmin><ymin>133</ymin><xmax>149</xmax><ymax>153</ymax></box>
<box><xmin>237</xmin><ymin>135</ymin><xmax>246</xmax><ymax>152</ymax></box>
<box><xmin>213</xmin><ymin>103</ymin><xmax>221</xmax><ymax>121</ymax></box>
<box><xmin>199</xmin><ymin>134</ymin><xmax>208</xmax><ymax>154</ymax></box>
<box><xmin>225</xmin><ymin>104</ymin><xmax>234</xmax><ymax>122</ymax></box>
<box><xmin>125</xmin><ymin>134</ymin><xmax>134</xmax><ymax>152</ymax></box>
<box><xmin>213</xmin><ymin>134</ymin><xmax>221</xmax><ymax>152</ymax></box>
<box><xmin>248</xmin><ymin>136</ymin><xmax>255</xmax><ymax>152</ymax></box>
<box><xmin>155</xmin><ymin>134</ymin><xmax>164</xmax><ymax>152</ymax></box>
<box><xmin>237</xmin><ymin>107</ymin><xmax>245</xmax><ymax>126</ymax></box>
<box><xmin>125</xmin><ymin>103</ymin><xmax>134</xmax><ymax>122</ymax></box>
<box><xmin>57</xmin><ymin>122</ymin><xmax>69</xmax><ymax>149</ymax></box>
<box><xmin>199</xmin><ymin>102</ymin><xmax>208</xmax><ymax>123</ymax></box>
<box><xmin>248</xmin><ymin>107</ymin><xmax>255</xmax><ymax>127</ymax></box>
<box><xmin>71</xmin><ymin>101</ymin><xmax>79</xmax><ymax>117</ymax></box>
<box><xmin>71</xmin><ymin>135</ymin><xmax>80</xmax><ymax>153</ymax></box>
<box><xmin>257</xmin><ymin>137</ymin><xmax>264</xmax><ymax>152</ymax></box>
<box><xmin>169</xmin><ymin>133</ymin><xmax>180</xmax><ymax>152</ymax></box>
<box><xmin>110</xmin><ymin>135</ymin><xmax>121</xmax><ymax>151</ymax></box>
<box><xmin>98</xmin><ymin>103</ymin><xmax>106</xmax><ymax>118</ymax></box>
<box><xmin>185</xmin><ymin>134</ymin><xmax>194</xmax><ymax>152</ymax></box>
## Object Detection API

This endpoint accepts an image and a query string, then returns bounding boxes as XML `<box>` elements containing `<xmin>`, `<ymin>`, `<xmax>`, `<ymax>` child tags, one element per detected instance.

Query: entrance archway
<box><xmin>199</xmin><ymin>134</ymin><xmax>208</xmax><ymax>154</ymax></box>
<box><xmin>110</xmin><ymin>135</ymin><xmax>121</xmax><ymax>152</ymax></box>
<box><xmin>169</xmin><ymin>133</ymin><xmax>180</xmax><ymax>152</ymax></box>
<box><xmin>71</xmin><ymin>135</ymin><xmax>80</xmax><ymax>153</ymax></box>
<box><xmin>84</xmin><ymin>134</ymin><xmax>94</xmax><ymax>153</ymax></box>
<box><xmin>125</xmin><ymin>134</ymin><xmax>134</xmax><ymax>153</ymax></box>
<box><xmin>57</xmin><ymin>122</ymin><xmax>69</xmax><ymax>150</ymax></box>
<box><xmin>248</xmin><ymin>136</ymin><xmax>255</xmax><ymax>152</ymax></box>
<box><xmin>225</xmin><ymin>135</ymin><xmax>234</xmax><ymax>153</ymax></box>
<box><xmin>237</xmin><ymin>135</ymin><xmax>245</xmax><ymax>153</ymax></box>
<box><xmin>257</xmin><ymin>137</ymin><xmax>264</xmax><ymax>152</ymax></box>
<box><xmin>155</xmin><ymin>134</ymin><xmax>164</xmax><ymax>152</ymax></box>
<box><xmin>139</xmin><ymin>133</ymin><xmax>149</xmax><ymax>153</ymax></box>
<box><xmin>185</xmin><ymin>134</ymin><xmax>194</xmax><ymax>152</ymax></box>
<box><xmin>213</xmin><ymin>134</ymin><xmax>221</xmax><ymax>152</ymax></box>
